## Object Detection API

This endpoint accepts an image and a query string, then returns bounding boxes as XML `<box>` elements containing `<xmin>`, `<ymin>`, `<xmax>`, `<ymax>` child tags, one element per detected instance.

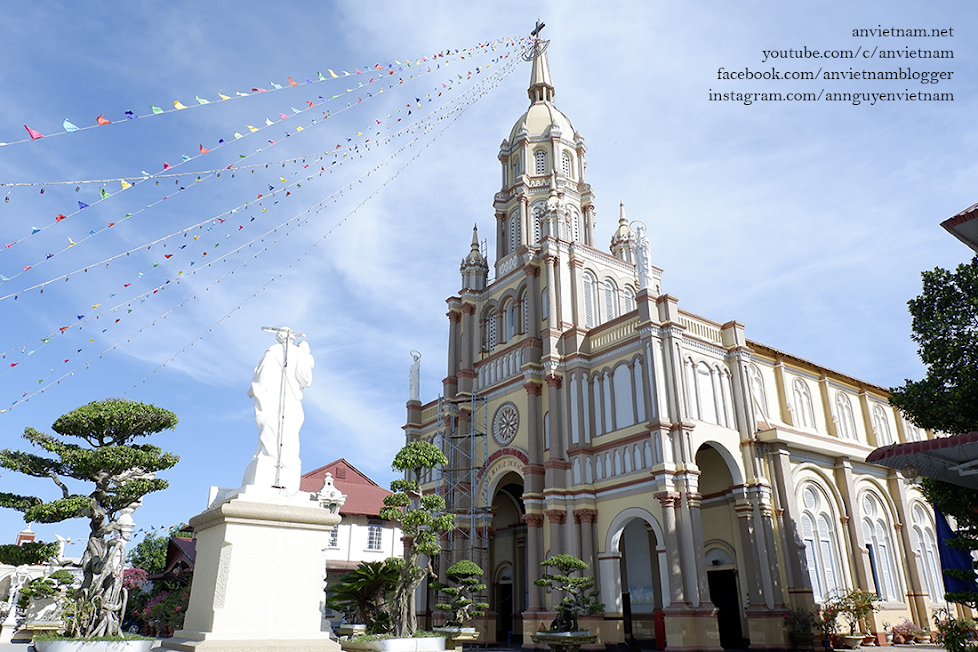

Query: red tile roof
<box><xmin>867</xmin><ymin>432</ymin><xmax>978</xmax><ymax>489</ymax></box>
<box><xmin>301</xmin><ymin>458</ymin><xmax>392</xmax><ymax>517</ymax></box>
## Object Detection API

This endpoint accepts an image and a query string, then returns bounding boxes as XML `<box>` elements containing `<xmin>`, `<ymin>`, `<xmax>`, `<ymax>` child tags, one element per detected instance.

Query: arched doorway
<box><xmin>490</xmin><ymin>474</ymin><xmax>525</xmax><ymax>645</ymax></box>
<box><xmin>605</xmin><ymin>509</ymin><xmax>667</xmax><ymax>650</ymax></box>
<box><xmin>695</xmin><ymin>443</ymin><xmax>744</xmax><ymax>650</ymax></box>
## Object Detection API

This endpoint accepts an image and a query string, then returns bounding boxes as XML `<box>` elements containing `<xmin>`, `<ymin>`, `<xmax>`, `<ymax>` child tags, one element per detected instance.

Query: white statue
<box><xmin>633</xmin><ymin>221</ymin><xmax>652</xmax><ymax>291</ymax></box>
<box><xmin>241</xmin><ymin>326</ymin><xmax>315</xmax><ymax>493</ymax></box>
<box><xmin>408</xmin><ymin>351</ymin><xmax>421</xmax><ymax>402</ymax></box>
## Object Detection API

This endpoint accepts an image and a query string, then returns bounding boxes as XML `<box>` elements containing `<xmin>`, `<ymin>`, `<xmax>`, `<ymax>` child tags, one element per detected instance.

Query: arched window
<box><xmin>509</xmin><ymin>211</ymin><xmax>521</xmax><ymax>253</ymax></box>
<box><xmin>604</xmin><ymin>280</ymin><xmax>618</xmax><ymax>321</ymax></box>
<box><xmin>534</xmin><ymin>149</ymin><xmax>547</xmax><ymax>174</ymax></box>
<box><xmin>504</xmin><ymin>301</ymin><xmax>516</xmax><ymax>342</ymax></box>
<box><xmin>747</xmin><ymin>363</ymin><xmax>768</xmax><ymax>420</ymax></box>
<box><xmin>799</xmin><ymin>484</ymin><xmax>841</xmax><ymax>602</ymax></box>
<box><xmin>792</xmin><ymin>377</ymin><xmax>816</xmax><ymax>429</ymax></box>
<box><xmin>485</xmin><ymin>309</ymin><xmax>497</xmax><ymax>351</ymax></box>
<box><xmin>862</xmin><ymin>493</ymin><xmax>900</xmax><ymax>601</ymax></box>
<box><xmin>836</xmin><ymin>391</ymin><xmax>856</xmax><ymax>439</ymax></box>
<box><xmin>696</xmin><ymin>362</ymin><xmax>717</xmax><ymax>424</ymax></box>
<box><xmin>873</xmin><ymin>404</ymin><xmax>892</xmax><ymax>445</ymax></box>
<box><xmin>623</xmin><ymin>286</ymin><xmax>636</xmax><ymax>312</ymax></box>
<box><xmin>911</xmin><ymin>503</ymin><xmax>944</xmax><ymax>602</ymax></box>
<box><xmin>561</xmin><ymin>151</ymin><xmax>573</xmax><ymax>178</ymax></box>
<box><xmin>512</xmin><ymin>156</ymin><xmax>521</xmax><ymax>180</ymax></box>
<box><xmin>571</xmin><ymin>207</ymin><xmax>581</xmax><ymax>242</ymax></box>
<box><xmin>583</xmin><ymin>272</ymin><xmax>597</xmax><ymax>328</ymax></box>
<box><xmin>532</xmin><ymin>204</ymin><xmax>543</xmax><ymax>244</ymax></box>
<box><xmin>613</xmin><ymin>364</ymin><xmax>634</xmax><ymax>429</ymax></box>
<box><xmin>904</xmin><ymin>420</ymin><xmax>922</xmax><ymax>443</ymax></box>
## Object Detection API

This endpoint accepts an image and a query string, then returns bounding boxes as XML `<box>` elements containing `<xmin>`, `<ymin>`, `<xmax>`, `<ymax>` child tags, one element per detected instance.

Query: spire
<box><xmin>526</xmin><ymin>22</ymin><xmax>554</xmax><ymax>104</ymax></box>
<box><xmin>461</xmin><ymin>223</ymin><xmax>488</xmax><ymax>291</ymax></box>
<box><xmin>610</xmin><ymin>201</ymin><xmax>636</xmax><ymax>264</ymax></box>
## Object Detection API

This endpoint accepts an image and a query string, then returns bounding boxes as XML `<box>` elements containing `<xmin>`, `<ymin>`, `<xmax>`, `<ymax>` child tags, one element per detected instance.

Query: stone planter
<box><xmin>337</xmin><ymin>624</ymin><xmax>368</xmax><ymax>638</ymax></box>
<box><xmin>913</xmin><ymin>634</ymin><xmax>931</xmax><ymax>644</ymax></box>
<box><xmin>531</xmin><ymin>630</ymin><xmax>598</xmax><ymax>652</ymax></box>
<box><xmin>340</xmin><ymin>636</ymin><xmax>447</xmax><ymax>652</ymax></box>
<box><xmin>33</xmin><ymin>640</ymin><xmax>155</xmax><ymax>652</ymax></box>
<box><xmin>841</xmin><ymin>635</ymin><xmax>866</xmax><ymax>649</ymax></box>
<box><xmin>432</xmin><ymin>627</ymin><xmax>478</xmax><ymax>652</ymax></box>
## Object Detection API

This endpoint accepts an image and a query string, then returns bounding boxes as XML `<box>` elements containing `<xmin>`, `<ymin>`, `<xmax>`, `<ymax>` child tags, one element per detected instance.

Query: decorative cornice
<box><xmin>461</xmin><ymin>303</ymin><xmax>476</xmax><ymax>315</ymax></box>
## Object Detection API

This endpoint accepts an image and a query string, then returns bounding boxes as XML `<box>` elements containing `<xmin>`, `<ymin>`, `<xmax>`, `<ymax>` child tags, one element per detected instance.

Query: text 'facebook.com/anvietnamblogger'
<box><xmin>709</xmin><ymin>26</ymin><xmax>955</xmax><ymax>106</ymax></box>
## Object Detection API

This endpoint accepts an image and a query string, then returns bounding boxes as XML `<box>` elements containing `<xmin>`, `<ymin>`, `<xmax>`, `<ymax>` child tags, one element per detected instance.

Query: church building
<box><xmin>404</xmin><ymin>37</ymin><xmax>946</xmax><ymax>651</ymax></box>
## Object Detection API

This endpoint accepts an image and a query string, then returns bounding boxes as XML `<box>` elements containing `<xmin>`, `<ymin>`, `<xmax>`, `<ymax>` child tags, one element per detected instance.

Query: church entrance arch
<box><xmin>489</xmin><ymin>472</ymin><xmax>525</xmax><ymax>645</ymax></box>
<box><xmin>696</xmin><ymin>443</ymin><xmax>744</xmax><ymax>649</ymax></box>
<box><xmin>604</xmin><ymin>508</ymin><xmax>666</xmax><ymax>649</ymax></box>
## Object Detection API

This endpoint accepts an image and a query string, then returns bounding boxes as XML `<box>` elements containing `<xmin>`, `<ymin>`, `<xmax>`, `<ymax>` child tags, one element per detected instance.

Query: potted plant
<box><xmin>0</xmin><ymin>399</ymin><xmax>179</xmax><ymax>652</ymax></box>
<box><xmin>892</xmin><ymin>620</ymin><xmax>925</xmax><ymax>645</ymax></box>
<box><xmin>327</xmin><ymin>560</ymin><xmax>401</xmax><ymax>636</ymax></box>
<box><xmin>530</xmin><ymin>554</ymin><xmax>605</xmax><ymax>652</ymax></box>
<box><xmin>341</xmin><ymin>441</ymin><xmax>455</xmax><ymax>652</ymax></box>
<box><xmin>827</xmin><ymin>589</ymin><xmax>879</xmax><ymax>649</ymax></box>
<box><xmin>785</xmin><ymin>608</ymin><xmax>823</xmax><ymax>652</ymax></box>
<box><xmin>933</xmin><ymin>609</ymin><xmax>978</xmax><ymax>652</ymax></box>
<box><xmin>432</xmin><ymin>560</ymin><xmax>488</xmax><ymax>650</ymax></box>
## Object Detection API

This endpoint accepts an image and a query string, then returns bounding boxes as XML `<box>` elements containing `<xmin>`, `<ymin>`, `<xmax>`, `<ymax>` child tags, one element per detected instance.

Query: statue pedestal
<box><xmin>162</xmin><ymin>490</ymin><xmax>341</xmax><ymax>652</ymax></box>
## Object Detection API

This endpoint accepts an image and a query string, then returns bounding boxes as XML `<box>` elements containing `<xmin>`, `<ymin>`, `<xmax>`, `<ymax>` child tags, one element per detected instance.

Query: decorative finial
<box><xmin>471</xmin><ymin>223</ymin><xmax>480</xmax><ymax>250</ymax></box>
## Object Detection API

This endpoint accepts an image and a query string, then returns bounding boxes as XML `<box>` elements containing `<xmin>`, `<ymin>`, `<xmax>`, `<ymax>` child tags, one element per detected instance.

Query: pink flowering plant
<box><xmin>140</xmin><ymin>589</ymin><xmax>190</xmax><ymax>631</ymax></box>
<box><xmin>122</xmin><ymin>568</ymin><xmax>148</xmax><ymax>592</ymax></box>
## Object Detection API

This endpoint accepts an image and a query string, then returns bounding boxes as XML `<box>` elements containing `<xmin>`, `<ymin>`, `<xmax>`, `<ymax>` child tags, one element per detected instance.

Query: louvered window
<box><xmin>604</xmin><ymin>280</ymin><xmax>618</xmax><ymax>320</ymax></box>
<box><xmin>509</xmin><ymin>212</ymin><xmax>521</xmax><ymax>253</ymax></box>
<box><xmin>583</xmin><ymin>273</ymin><xmax>596</xmax><ymax>327</ymax></box>
<box><xmin>561</xmin><ymin>152</ymin><xmax>572</xmax><ymax>178</ymax></box>
<box><xmin>535</xmin><ymin>149</ymin><xmax>547</xmax><ymax>174</ymax></box>
<box><xmin>486</xmin><ymin>311</ymin><xmax>497</xmax><ymax>350</ymax></box>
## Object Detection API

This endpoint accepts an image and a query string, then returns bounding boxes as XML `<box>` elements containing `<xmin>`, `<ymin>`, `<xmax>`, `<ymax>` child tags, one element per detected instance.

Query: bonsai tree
<box><xmin>0</xmin><ymin>399</ymin><xmax>179</xmax><ymax>638</ymax></box>
<box><xmin>534</xmin><ymin>554</ymin><xmax>604</xmax><ymax>632</ymax></box>
<box><xmin>379</xmin><ymin>440</ymin><xmax>455</xmax><ymax>637</ymax></box>
<box><xmin>326</xmin><ymin>559</ymin><xmax>401</xmax><ymax>634</ymax></box>
<box><xmin>827</xmin><ymin>589</ymin><xmax>879</xmax><ymax>636</ymax></box>
<box><xmin>433</xmin><ymin>559</ymin><xmax>488</xmax><ymax>628</ymax></box>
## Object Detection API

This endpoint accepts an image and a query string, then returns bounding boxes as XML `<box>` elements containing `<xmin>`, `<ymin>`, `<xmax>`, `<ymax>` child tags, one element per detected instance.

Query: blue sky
<box><xmin>0</xmin><ymin>2</ymin><xmax>973</xmax><ymax>553</ymax></box>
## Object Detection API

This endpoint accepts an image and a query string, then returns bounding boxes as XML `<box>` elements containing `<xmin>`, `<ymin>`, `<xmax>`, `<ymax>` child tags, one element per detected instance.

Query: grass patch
<box><xmin>33</xmin><ymin>634</ymin><xmax>154</xmax><ymax>642</ymax></box>
<box><xmin>350</xmin><ymin>631</ymin><xmax>447</xmax><ymax>642</ymax></box>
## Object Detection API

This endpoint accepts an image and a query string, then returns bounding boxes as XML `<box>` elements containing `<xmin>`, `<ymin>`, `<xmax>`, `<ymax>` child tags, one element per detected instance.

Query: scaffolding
<box><xmin>435</xmin><ymin>392</ymin><xmax>491</xmax><ymax>566</ymax></box>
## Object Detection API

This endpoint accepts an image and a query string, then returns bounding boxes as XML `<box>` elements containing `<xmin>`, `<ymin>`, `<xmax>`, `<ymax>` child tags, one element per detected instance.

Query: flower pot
<box><xmin>531</xmin><ymin>630</ymin><xmax>598</xmax><ymax>652</ymax></box>
<box><xmin>842</xmin><ymin>635</ymin><xmax>865</xmax><ymax>649</ymax></box>
<box><xmin>340</xmin><ymin>636</ymin><xmax>447</xmax><ymax>652</ymax></box>
<box><xmin>433</xmin><ymin>628</ymin><xmax>478</xmax><ymax>652</ymax></box>
<box><xmin>913</xmin><ymin>634</ymin><xmax>930</xmax><ymax>644</ymax></box>
<box><xmin>33</xmin><ymin>640</ymin><xmax>155</xmax><ymax>652</ymax></box>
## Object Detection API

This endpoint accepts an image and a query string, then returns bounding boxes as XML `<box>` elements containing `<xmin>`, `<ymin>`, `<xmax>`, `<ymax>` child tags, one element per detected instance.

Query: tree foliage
<box><xmin>380</xmin><ymin>440</ymin><xmax>454</xmax><ymax>637</ymax></box>
<box><xmin>0</xmin><ymin>399</ymin><xmax>179</xmax><ymax>639</ymax></box>
<box><xmin>326</xmin><ymin>560</ymin><xmax>401</xmax><ymax>634</ymax></box>
<box><xmin>433</xmin><ymin>560</ymin><xmax>488</xmax><ymax>627</ymax></box>
<box><xmin>889</xmin><ymin>258</ymin><xmax>978</xmax><ymax>434</ymax></box>
<box><xmin>534</xmin><ymin>554</ymin><xmax>604</xmax><ymax>632</ymax></box>
<box><xmin>0</xmin><ymin>541</ymin><xmax>60</xmax><ymax>567</ymax></box>
<box><xmin>126</xmin><ymin>531</ymin><xmax>169</xmax><ymax>576</ymax></box>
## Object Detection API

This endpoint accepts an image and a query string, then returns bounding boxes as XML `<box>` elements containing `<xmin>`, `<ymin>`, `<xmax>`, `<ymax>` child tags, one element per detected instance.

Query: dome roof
<box><xmin>507</xmin><ymin>44</ymin><xmax>575</xmax><ymax>145</ymax></box>
<box><xmin>508</xmin><ymin>102</ymin><xmax>576</xmax><ymax>145</ymax></box>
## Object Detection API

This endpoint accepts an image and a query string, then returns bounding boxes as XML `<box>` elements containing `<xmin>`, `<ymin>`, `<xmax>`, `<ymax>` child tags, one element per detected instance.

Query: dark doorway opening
<box><xmin>707</xmin><ymin>569</ymin><xmax>743</xmax><ymax>649</ymax></box>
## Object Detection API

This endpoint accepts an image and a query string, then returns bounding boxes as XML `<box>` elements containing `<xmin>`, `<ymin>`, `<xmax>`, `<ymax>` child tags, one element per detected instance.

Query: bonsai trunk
<box><xmin>391</xmin><ymin>547</ymin><xmax>427</xmax><ymax>637</ymax></box>
<box><xmin>71</xmin><ymin>495</ymin><xmax>130</xmax><ymax>638</ymax></box>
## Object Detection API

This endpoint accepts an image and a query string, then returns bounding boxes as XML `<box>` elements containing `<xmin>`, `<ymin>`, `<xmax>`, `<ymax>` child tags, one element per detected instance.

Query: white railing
<box><xmin>679</xmin><ymin>315</ymin><xmax>722</xmax><ymax>344</ymax></box>
<box><xmin>590</xmin><ymin>318</ymin><xmax>639</xmax><ymax>352</ymax></box>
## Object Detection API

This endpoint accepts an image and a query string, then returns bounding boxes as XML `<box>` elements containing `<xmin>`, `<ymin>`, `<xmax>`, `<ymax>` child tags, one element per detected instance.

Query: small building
<box><xmin>300</xmin><ymin>459</ymin><xmax>404</xmax><ymax>626</ymax></box>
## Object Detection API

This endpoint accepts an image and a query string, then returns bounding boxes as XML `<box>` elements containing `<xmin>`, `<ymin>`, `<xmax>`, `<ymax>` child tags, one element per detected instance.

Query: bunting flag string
<box><xmin>0</xmin><ymin>45</ymin><xmax>521</xmax><ymax>262</ymax></box>
<box><xmin>0</xmin><ymin>56</ymin><xmax>522</xmax><ymax>395</ymax></box>
<box><xmin>0</xmin><ymin>37</ymin><xmax>524</xmax><ymax>147</ymax></box>
<box><xmin>0</xmin><ymin>49</ymin><xmax>521</xmax><ymax>298</ymax></box>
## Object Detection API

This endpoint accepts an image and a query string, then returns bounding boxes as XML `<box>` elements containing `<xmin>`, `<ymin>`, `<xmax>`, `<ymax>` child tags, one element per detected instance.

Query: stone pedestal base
<box><xmin>162</xmin><ymin>488</ymin><xmax>341</xmax><ymax>652</ymax></box>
